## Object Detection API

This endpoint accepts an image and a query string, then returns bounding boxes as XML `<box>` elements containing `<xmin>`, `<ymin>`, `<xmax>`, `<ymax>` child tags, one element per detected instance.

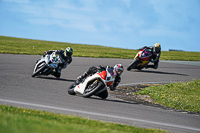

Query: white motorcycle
<box><xmin>32</xmin><ymin>52</ymin><xmax>62</xmax><ymax>77</ymax></box>
<box><xmin>68</xmin><ymin>67</ymin><xmax>116</xmax><ymax>99</ymax></box>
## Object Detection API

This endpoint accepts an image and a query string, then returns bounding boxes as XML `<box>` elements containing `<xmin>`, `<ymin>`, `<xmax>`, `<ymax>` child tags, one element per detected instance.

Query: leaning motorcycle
<box><xmin>127</xmin><ymin>48</ymin><xmax>152</xmax><ymax>71</ymax></box>
<box><xmin>32</xmin><ymin>52</ymin><xmax>61</xmax><ymax>77</ymax></box>
<box><xmin>68</xmin><ymin>67</ymin><xmax>115</xmax><ymax>99</ymax></box>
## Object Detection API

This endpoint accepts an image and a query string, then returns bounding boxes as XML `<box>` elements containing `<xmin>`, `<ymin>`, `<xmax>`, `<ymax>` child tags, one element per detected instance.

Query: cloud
<box><xmin>139</xmin><ymin>25</ymin><xmax>188</xmax><ymax>37</ymax></box>
<box><xmin>149</xmin><ymin>0</ymin><xmax>200</xmax><ymax>29</ymax></box>
<box><xmin>3</xmin><ymin>0</ymin><xmax>97</xmax><ymax>32</ymax></box>
<box><xmin>54</xmin><ymin>0</ymin><xmax>97</xmax><ymax>12</ymax></box>
<box><xmin>121</xmin><ymin>0</ymin><xmax>131</xmax><ymax>8</ymax></box>
<box><xmin>6</xmin><ymin>0</ymin><xmax>137</xmax><ymax>33</ymax></box>
<box><xmin>2</xmin><ymin>0</ymin><xmax>29</xmax><ymax>3</ymax></box>
<box><xmin>3</xmin><ymin>0</ymin><xmax>139</xmax><ymax>34</ymax></box>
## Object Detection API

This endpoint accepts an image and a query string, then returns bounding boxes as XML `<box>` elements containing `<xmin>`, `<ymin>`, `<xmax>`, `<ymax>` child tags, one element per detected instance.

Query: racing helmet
<box><xmin>64</xmin><ymin>47</ymin><xmax>73</xmax><ymax>57</ymax></box>
<box><xmin>114</xmin><ymin>64</ymin><xmax>124</xmax><ymax>75</ymax></box>
<box><xmin>154</xmin><ymin>43</ymin><xmax>161</xmax><ymax>52</ymax></box>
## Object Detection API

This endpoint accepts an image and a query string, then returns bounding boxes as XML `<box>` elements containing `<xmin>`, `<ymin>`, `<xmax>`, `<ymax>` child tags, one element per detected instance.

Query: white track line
<box><xmin>119</xmin><ymin>81</ymin><xmax>176</xmax><ymax>86</ymax></box>
<box><xmin>0</xmin><ymin>98</ymin><xmax>200</xmax><ymax>132</ymax></box>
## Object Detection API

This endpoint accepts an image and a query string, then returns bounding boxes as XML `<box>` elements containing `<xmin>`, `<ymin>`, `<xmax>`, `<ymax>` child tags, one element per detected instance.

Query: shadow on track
<box><xmin>96</xmin><ymin>97</ymin><xmax>140</xmax><ymax>105</ymax></box>
<box><xmin>72</xmin><ymin>95</ymin><xmax>140</xmax><ymax>105</ymax></box>
<box><xmin>36</xmin><ymin>76</ymin><xmax>76</xmax><ymax>82</ymax></box>
<box><xmin>130</xmin><ymin>69</ymin><xmax>189</xmax><ymax>76</ymax></box>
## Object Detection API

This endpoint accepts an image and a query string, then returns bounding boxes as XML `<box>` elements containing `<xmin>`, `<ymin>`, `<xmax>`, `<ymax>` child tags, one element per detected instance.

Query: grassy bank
<box><xmin>0</xmin><ymin>105</ymin><xmax>166</xmax><ymax>133</ymax></box>
<box><xmin>0</xmin><ymin>36</ymin><xmax>136</xmax><ymax>59</ymax></box>
<box><xmin>1</xmin><ymin>36</ymin><xmax>200</xmax><ymax>61</ymax></box>
<box><xmin>136</xmin><ymin>80</ymin><xmax>200</xmax><ymax>113</ymax></box>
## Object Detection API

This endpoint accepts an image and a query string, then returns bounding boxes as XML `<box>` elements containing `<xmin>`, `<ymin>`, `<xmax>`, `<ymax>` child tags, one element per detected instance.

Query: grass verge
<box><xmin>0</xmin><ymin>105</ymin><xmax>166</xmax><ymax>133</ymax></box>
<box><xmin>1</xmin><ymin>36</ymin><xmax>200</xmax><ymax>61</ymax></box>
<box><xmin>136</xmin><ymin>80</ymin><xmax>200</xmax><ymax>113</ymax></box>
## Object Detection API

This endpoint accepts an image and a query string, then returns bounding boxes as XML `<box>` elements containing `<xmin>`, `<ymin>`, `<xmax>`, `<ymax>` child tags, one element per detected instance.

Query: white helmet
<box><xmin>114</xmin><ymin>64</ymin><xmax>124</xmax><ymax>75</ymax></box>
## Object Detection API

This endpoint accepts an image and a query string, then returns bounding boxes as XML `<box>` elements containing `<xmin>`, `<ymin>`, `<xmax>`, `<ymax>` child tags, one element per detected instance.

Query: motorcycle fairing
<box><xmin>137</xmin><ymin>48</ymin><xmax>152</xmax><ymax>66</ymax></box>
<box><xmin>74</xmin><ymin>73</ymin><xmax>103</xmax><ymax>94</ymax></box>
<box><xmin>141</xmin><ymin>60</ymin><xmax>149</xmax><ymax>66</ymax></box>
<box><xmin>97</xmin><ymin>68</ymin><xmax>115</xmax><ymax>87</ymax></box>
<box><xmin>134</xmin><ymin>50</ymin><xmax>151</xmax><ymax>61</ymax></box>
<box><xmin>134</xmin><ymin>53</ymin><xmax>139</xmax><ymax>60</ymax></box>
<box><xmin>105</xmin><ymin>68</ymin><xmax>115</xmax><ymax>86</ymax></box>
<box><xmin>106</xmin><ymin>81</ymin><xmax>114</xmax><ymax>86</ymax></box>
<box><xmin>138</xmin><ymin>49</ymin><xmax>152</xmax><ymax>60</ymax></box>
<box><xmin>33</xmin><ymin>52</ymin><xmax>62</xmax><ymax>76</ymax></box>
<box><xmin>97</xmin><ymin>71</ymin><xmax>107</xmax><ymax>80</ymax></box>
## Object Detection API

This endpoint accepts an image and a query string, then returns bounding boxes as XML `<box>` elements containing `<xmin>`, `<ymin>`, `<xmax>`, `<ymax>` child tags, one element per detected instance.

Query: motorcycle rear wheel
<box><xmin>83</xmin><ymin>81</ymin><xmax>103</xmax><ymax>98</ymax></box>
<box><xmin>96</xmin><ymin>90</ymin><xmax>108</xmax><ymax>99</ymax></box>
<box><xmin>137</xmin><ymin>66</ymin><xmax>144</xmax><ymax>70</ymax></box>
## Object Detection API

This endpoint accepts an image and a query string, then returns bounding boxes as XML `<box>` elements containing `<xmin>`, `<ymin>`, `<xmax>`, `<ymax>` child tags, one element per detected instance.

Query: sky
<box><xmin>0</xmin><ymin>0</ymin><xmax>200</xmax><ymax>52</ymax></box>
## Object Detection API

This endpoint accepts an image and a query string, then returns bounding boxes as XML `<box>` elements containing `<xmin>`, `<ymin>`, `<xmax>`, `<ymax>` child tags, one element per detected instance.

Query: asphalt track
<box><xmin>0</xmin><ymin>54</ymin><xmax>200</xmax><ymax>133</ymax></box>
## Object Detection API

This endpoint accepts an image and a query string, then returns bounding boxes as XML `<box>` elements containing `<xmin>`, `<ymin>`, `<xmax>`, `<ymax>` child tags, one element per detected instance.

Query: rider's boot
<box><xmin>51</xmin><ymin>71</ymin><xmax>55</xmax><ymax>76</ymax></box>
<box><xmin>51</xmin><ymin>71</ymin><xmax>61</xmax><ymax>79</ymax></box>
<box><xmin>153</xmin><ymin>64</ymin><xmax>158</xmax><ymax>69</ymax></box>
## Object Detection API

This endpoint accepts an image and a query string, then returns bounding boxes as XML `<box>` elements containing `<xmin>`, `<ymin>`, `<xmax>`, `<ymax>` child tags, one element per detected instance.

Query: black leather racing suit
<box><xmin>45</xmin><ymin>50</ymin><xmax>72</xmax><ymax>78</ymax></box>
<box><xmin>139</xmin><ymin>46</ymin><xmax>161</xmax><ymax>69</ymax></box>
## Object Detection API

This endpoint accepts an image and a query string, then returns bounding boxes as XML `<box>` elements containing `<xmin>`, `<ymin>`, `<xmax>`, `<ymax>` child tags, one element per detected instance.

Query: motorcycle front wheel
<box><xmin>68</xmin><ymin>83</ymin><xmax>76</xmax><ymax>95</ymax></box>
<box><xmin>32</xmin><ymin>61</ymin><xmax>47</xmax><ymax>77</ymax></box>
<box><xmin>127</xmin><ymin>59</ymin><xmax>138</xmax><ymax>71</ymax></box>
<box><xmin>83</xmin><ymin>81</ymin><xmax>103</xmax><ymax>98</ymax></box>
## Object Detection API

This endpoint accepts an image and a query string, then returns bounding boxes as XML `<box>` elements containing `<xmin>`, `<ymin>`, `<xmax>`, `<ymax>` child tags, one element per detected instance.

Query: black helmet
<box><xmin>64</xmin><ymin>47</ymin><xmax>73</xmax><ymax>57</ymax></box>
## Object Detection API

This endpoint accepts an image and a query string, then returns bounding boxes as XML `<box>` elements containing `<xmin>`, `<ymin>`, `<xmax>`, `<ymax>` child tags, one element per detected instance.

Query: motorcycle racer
<box><xmin>77</xmin><ymin>64</ymin><xmax>124</xmax><ymax>98</ymax></box>
<box><xmin>139</xmin><ymin>43</ymin><xmax>161</xmax><ymax>69</ymax></box>
<box><xmin>43</xmin><ymin>47</ymin><xmax>73</xmax><ymax>78</ymax></box>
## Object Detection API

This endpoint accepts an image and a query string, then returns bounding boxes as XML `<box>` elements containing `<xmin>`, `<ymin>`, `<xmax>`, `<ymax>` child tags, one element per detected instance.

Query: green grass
<box><xmin>160</xmin><ymin>51</ymin><xmax>200</xmax><ymax>61</ymax></box>
<box><xmin>0</xmin><ymin>105</ymin><xmax>166</xmax><ymax>133</ymax></box>
<box><xmin>1</xmin><ymin>36</ymin><xmax>200</xmax><ymax>61</ymax></box>
<box><xmin>0</xmin><ymin>36</ymin><xmax>136</xmax><ymax>59</ymax></box>
<box><xmin>136</xmin><ymin>80</ymin><xmax>200</xmax><ymax>113</ymax></box>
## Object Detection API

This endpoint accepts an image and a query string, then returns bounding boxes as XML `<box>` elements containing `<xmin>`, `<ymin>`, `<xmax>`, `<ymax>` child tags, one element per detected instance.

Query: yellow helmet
<box><xmin>64</xmin><ymin>47</ymin><xmax>73</xmax><ymax>57</ymax></box>
<box><xmin>154</xmin><ymin>43</ymin><xmax>161</xmax><ymax>52</ymax></box>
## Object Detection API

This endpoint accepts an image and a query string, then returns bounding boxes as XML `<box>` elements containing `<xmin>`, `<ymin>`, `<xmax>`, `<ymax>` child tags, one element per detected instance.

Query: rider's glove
<box><xmin>110</xmin><ymin>85</ymin><xmax>116</xmax><ymax>91</ymax></box>
<box><xmin>99</xmin><ymin>65</ymin><xmax>104</xmax><ymax>69</ymax></box>
<box><xmin>151</xmin><ymin>60</ymin><xmax>155</xmax><ymax>63</ymax></box>
<box><xmin>43</xmin><ymin>51</ymin><xmax>47</xmax><ymax>55</ymax></box>
<box><xmin>88</xmin><ymin>66</ymin><xmax>97</xmax><ymax>74</ymax></box>
<box><xmin>99</xmin><ymin>65</ymin><xmax>106</xmax><ymax>70</ymax></box>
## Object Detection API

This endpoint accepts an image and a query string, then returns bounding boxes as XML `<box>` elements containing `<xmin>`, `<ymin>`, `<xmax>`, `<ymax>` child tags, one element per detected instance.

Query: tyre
<box><xmin>127</xmin><ymin>59</ymin><xmax>138</xmax><ymax>71</ymax></box>
<box><xmin>68</xmin><ymin>83</ymin><xmax>76</xmax><ymax>95</ymax></box>
<box><xmin>32</xmin><ymin>61</ymin><xmax>47</xmax><ymax>77</ymax></box>
<box><xmin>96</xmin><ymin>90</ymin><xmax>108</xmax><ymax>99</ymax></box>
<box><xmin>137</xmin><ymin>66</ymin><xmax>144</xmax><ymax>70</ymax></box>
<box><xmin>83</xmin><ymin>81</ymin><xmax>103</xmax><ymax>98</ymax></box>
